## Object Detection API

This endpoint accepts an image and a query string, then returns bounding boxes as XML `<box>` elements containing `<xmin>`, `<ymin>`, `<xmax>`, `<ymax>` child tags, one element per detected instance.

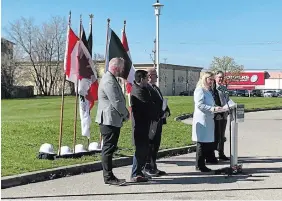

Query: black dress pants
<box><xmin>131</xmin><ymin>143</ymin><xmax>149</xmax><ymax>177</ymax></box>
<box><xmin>214</xmin><ymin>119</ymin><xmax>227</xmax><ymax>155</ymax></box>
<box><xmin>145</xmin><ymin>120</ymin><xmax>163</xmax><ymax>171</ymax></box>
<box><xmin>196</xmin><ymin>142</ymin><xmax>214</xmax><ymax>168</ymax></box>
<box><xmin>99</xmin><ymin>124</ymin><xmax>121</xmax><ymax>182</ymax></box>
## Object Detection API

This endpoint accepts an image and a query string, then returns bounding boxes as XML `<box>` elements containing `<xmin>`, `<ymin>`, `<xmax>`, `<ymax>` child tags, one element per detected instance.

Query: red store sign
<box><xmin>225</xmin><ymin>72</ymin><xmax>265</xmax><ymax>85</ymax></box>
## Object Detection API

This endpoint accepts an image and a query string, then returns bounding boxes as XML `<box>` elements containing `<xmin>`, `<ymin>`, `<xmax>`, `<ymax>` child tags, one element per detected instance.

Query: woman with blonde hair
<box><xmin>192</xmin><ymin>71</ymin><xmax>222</xmax><ymax>172</ymax></box>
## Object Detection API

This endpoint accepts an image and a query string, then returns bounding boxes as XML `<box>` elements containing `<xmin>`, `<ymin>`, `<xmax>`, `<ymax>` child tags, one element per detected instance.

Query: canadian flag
<box><xmin>63</xmin><ymin>22</ymin><xmax>98</xmax><ymax>138</ymax></box>
<box><xmin>77</xmin><ymin>24</ymin><xmax>98</xmax><ymax>138</ymax></box>
<box><xmin>64</xmin><ymin>26</ymin><xmax>79</xmax><ymax>85</ymax></box>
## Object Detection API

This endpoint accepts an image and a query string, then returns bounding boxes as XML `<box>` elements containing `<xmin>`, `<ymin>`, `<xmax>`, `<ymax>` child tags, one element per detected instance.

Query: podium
<box><xmin>215</xmin><ymin>101</ymin><xmax>246</xmax><ymax>176</ymax></box>
<box><xmin>230</xmin><ymin>104</ymin><xmax>244</xmax><ymax>167</ymax></box>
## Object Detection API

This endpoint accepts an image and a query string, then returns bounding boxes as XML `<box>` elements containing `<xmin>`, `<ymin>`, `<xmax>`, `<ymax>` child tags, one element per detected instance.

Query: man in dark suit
<box><xmin>144</xmin><ymin>68</ymin><xmax>170</xmax><ymax>177</ymax></box>
<box><xmin>130</xmin><ymin>70</ymin><xmax>154</xmax><ymax>182</ymax></box>
<box><xmin>95</xmin><ymin>57</ymin><xmax>129</xmax><ymax>186</ymax></box>
<box><xmin>208</xmin><ymin>70</ymin><xmax>229</xmax><ymax>163</ymax></box>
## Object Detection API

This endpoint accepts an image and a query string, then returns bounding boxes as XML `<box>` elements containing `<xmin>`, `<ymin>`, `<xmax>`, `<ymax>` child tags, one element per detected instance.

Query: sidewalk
<box><xmin>2</xmin><ymin>110</ymin><xmax>282</xmax><ymax>200</ymax></box>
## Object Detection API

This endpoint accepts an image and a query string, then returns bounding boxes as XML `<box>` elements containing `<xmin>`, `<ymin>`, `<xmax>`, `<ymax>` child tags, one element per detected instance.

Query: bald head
<box><xmin>146</xmin><ymin>67</ymin><xmax>156</xmax><ymax>74</ymax></box>
<box><xmin>146</xmin><ymin>67</ymin><xmax>158</xmax><ymax>84</ymax></box>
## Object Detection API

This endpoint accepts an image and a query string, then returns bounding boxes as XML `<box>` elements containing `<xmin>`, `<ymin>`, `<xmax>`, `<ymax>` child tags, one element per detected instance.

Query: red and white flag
<box><xmin>121</xmin><ymin>27</ymin><xmax>135</xmax><ymax>113</ymax></box>
<box><xmin>64</xmin><ymin>26</ymin><xmax>79</xmax><ymax>85</ymax></box>
<box><xmin>64</xmin><ymin>21</ymin><xmax>98</xmax><ymax>138</ymax></box>
<box><xmin>121</xmin><ymin>28</ymin><xmax>135</xmax><ymax>94</ymax></box>
<box><xmin>77</xmin><ymin>24</ymin><xmax>98</xmax><ymax>138</ymax></box>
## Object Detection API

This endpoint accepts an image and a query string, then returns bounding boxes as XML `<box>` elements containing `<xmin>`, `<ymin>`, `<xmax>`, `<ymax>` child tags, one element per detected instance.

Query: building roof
<box><xmin>268</xmin><ymin>72</ymin><xmax>282</xmax><ymax>79</ymax></box>
<box><xmin>1</xmin><ymin>37</ymin><xmax>16</xmax><ymax>45</ymax></box>
<box><xmin>134</xmin><ymin>63</ymin><xmax>203</xmax><ymax>70</ymax></box>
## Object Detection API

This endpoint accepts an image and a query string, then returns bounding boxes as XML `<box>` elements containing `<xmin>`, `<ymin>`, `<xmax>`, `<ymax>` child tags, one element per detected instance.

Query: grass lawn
<box><xmin>1</xmin><ymin>96</ymin><xmax>282</xmax><ymax>176</ymax></box>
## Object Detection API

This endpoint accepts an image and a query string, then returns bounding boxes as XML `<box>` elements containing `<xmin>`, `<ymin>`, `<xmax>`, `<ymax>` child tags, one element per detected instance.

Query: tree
<box><xmin>6</xmin><ymin>16</ymin><xmax>67</xmax><ymax>96</ymax></box>
<box><xmin>209</xmin><ymin>56</ymin><xmax>244</xmax><ymax>86</ymax></box>
<box><xmin>1</xmin><ymin>39</ymin><xmax>22</xmax><ymax>98</ymax></box>
<box><xmin>1</xmin><ymin>60</ymin><xmax>16</xmax><ymax>98</ymax></box>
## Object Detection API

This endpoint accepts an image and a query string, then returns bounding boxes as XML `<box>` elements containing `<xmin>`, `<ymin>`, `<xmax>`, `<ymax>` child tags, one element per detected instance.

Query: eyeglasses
<box><xmin>149</xmin><ymin>74</ymin><xmax>158</xmax><ymax>78</ymax></box>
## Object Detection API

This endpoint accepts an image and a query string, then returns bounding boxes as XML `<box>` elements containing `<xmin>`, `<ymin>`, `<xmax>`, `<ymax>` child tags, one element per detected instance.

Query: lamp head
<box><xmin>153</xmin><ymin>0</ymin><xmax>164</xmax><ymax>9</ymax></box>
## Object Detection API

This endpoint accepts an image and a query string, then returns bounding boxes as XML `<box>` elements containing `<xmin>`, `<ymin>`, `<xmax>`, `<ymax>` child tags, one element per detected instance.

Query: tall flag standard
<box><xmin>87</xmin><ymin>15</ymin><xmax>93</xmax><ymax>56</ymax></box>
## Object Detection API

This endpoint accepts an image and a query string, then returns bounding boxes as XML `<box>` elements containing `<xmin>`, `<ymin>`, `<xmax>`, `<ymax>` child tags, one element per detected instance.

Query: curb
<box><xmin>1</xmin><ymin>145</ymin><xmax>196</xmax><ymax>189</ymax></box>
<box><xmin>174</xmin><ymin>107</ymin><xmax>282</xmax><ymax>121</ymax></box>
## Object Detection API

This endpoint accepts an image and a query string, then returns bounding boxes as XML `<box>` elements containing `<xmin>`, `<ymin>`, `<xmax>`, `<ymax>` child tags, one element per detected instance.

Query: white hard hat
<box><xmin>39</xmin><ymin>143</ymin><xmax>55</xmax><ymax>154</ymax></box>
<box><xmin>74</xmin><ymin>144</ymin><xmax>87</xmax><ymax>153</ymax></box>
<box><xmin>88</xmin><ymin>142</ymin><xmax>101</xmax><ymax>151</ymax></box>
<box><xmin>60</xmin><ymin>146</ymin><xmax>72</xmax><ymax>155</ymax></box>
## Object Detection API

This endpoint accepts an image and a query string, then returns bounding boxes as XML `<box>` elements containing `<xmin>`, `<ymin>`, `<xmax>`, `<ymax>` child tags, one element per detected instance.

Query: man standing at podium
<box><xmin>209</xmin><ymin>70</ymin><xmax>230</xmax><ymax>163</ymax></box>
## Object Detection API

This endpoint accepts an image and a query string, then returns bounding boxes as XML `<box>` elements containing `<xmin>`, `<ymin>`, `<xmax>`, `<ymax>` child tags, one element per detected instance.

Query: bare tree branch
<box><xmin>5</xmin><ymin>16</ymin><xmax>67</xmax><ymax>95</ymax></box>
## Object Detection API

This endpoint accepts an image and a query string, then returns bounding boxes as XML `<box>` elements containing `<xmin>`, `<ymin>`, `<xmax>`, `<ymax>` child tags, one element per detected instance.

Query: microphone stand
<box><xmin>214</xmin><ymin>89</ymin><xmax>248</xmax><ymax>177</ymax></box>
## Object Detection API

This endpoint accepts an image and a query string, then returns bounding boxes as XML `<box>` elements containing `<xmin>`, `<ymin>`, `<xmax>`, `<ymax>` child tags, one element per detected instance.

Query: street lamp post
<box><xmin>153</xmin><ymin>0</ymin><xmax>163</xmax><ymax>87</ymax></box>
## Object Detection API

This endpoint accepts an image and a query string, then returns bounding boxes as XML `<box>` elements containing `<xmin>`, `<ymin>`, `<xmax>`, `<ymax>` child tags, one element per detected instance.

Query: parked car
<box><xmin>264</xmin><ymin>91</ymin><xmax>278</xmax><ymax>97</ymax></box>
<box><xmin>179</xmin><ymin>91</ymin><xmax>190</xmax><ymax>96</ymax></box>
<box><xmin>233</xmin><ymin>90</ymin><xmax>247</xmax><ymax>97</ymax></box>
<box><xmin>248</xmin><ymin>90</ymin><xmax>263</xmax><ymax>97</ymax></box>
<box><xmin>227</xmin><ymin>90</ymin><xmax>235</xmax><ymax>96</ymax></box>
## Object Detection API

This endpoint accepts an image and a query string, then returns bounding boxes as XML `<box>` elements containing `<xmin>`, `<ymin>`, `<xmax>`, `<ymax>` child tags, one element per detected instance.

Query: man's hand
<box><xmin>214</xmin><ymin>106</ymin><xmax>223</xmax><ymax>112</ymax></box>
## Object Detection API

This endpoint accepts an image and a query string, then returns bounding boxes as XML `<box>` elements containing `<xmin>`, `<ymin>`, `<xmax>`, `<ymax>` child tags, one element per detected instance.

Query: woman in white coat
<box><xmin>192</xmin><ymin>71</ymin><xmax>222</xmax><ymax>172</ymax></box>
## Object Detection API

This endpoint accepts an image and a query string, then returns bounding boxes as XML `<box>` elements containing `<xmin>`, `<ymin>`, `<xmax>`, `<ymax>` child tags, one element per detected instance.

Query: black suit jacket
<box><xmin>147</xmin><ymin>84</ymin><xmax>163</xmax><ymax>120</ymax></box>
<box><xmin>148</xmin><ymin>84</ymin><xmax>170</xmax><ymax>124</ymax></box>
<box><xmin>130</xmin><ymin>82</ymin><xmax>154</xmax><ymax>145</ymax></box>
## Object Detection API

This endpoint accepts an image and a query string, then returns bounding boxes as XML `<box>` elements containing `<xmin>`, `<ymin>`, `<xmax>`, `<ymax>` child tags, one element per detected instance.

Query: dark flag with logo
<box><xmin>105</xmin><ymin>28</ymin><xmax>132</xmax><ymax>80</ymax></box>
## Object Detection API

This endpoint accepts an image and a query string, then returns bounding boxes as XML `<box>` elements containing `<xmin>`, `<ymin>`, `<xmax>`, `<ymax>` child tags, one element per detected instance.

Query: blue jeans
<box><xmin>131</xmin><ymin>143</ymin><xmax>149</xmax><ymax>178</ymax></box>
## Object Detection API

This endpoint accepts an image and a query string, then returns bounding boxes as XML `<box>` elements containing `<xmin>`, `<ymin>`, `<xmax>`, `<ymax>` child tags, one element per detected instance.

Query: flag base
<box><xmin>56</xmin><ymin>150</ymin><xmax>102</xmax><ymax>159</ymax></box>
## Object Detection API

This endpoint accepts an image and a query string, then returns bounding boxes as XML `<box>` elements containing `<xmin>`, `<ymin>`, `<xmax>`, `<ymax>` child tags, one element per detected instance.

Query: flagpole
<box><xmin>87</xmin><ymin>13</ymin><xmax>94</xmax><ymax>148</ymax></box>
<box><xmin>89</xmin><ymin>14</ymin><xmax>93</xmax><ymax>58</ymax></box>
<box><xmin>58</xmin><ymin>11</ymin><xmax>71</xmax><ymax>156</ymax></box>
<box><xmin>122</xmin><ymin>20</ymin><xmax>132</xmax><ymax>119</ymax></box>
<box><xmin>122</xmin><ymin>20</ymin><xmax>127</xmax><ymax>96</ymax></box>
<box><xmin>99</xmin><ymin>18</ymin><xmax>111</xmax><ymax>146</ymax></box>
<box><xmin>73</xmin><ymin>15</ymin><xmax>82</xmax><ymax>154</ymax></box>
<box><xmin>104</xmin><ymin>18</ymin><xmax>110</xmax><ymax>73</ymax></box>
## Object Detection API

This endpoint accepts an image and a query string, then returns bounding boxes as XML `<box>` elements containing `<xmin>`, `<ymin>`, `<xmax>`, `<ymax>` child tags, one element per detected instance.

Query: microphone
<box><xmin>217</xmin><ymin>85</ymin><xmax>229</xmax><ymax>94</ymax></box>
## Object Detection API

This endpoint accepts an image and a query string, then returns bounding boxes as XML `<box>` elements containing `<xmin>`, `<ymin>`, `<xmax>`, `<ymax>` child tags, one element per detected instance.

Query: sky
<box><xmin>1</xmin><ymin>0</ymin><xmax>282</xmax><ymax>70</ymax></box>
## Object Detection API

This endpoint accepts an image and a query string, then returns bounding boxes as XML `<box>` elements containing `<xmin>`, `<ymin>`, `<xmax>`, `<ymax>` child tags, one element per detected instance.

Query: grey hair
<box><xmin>109</xmin><ymin>57</ymin><xmax>125</xmax><ymax>71</ymax></box>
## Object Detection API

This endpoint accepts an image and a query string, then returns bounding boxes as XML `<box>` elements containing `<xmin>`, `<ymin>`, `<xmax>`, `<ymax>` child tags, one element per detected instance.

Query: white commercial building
<box><xmin>134</xmin><ymin>63</ymin><xmax>203</xmax><ymax>96</ymax></box>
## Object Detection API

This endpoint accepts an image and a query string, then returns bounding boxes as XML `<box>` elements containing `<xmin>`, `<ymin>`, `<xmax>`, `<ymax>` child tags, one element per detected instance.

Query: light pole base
<box><xmin>214</xmin><ymin>163</ymin><xmax>251</xmax><ymax>177</ymax></box>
